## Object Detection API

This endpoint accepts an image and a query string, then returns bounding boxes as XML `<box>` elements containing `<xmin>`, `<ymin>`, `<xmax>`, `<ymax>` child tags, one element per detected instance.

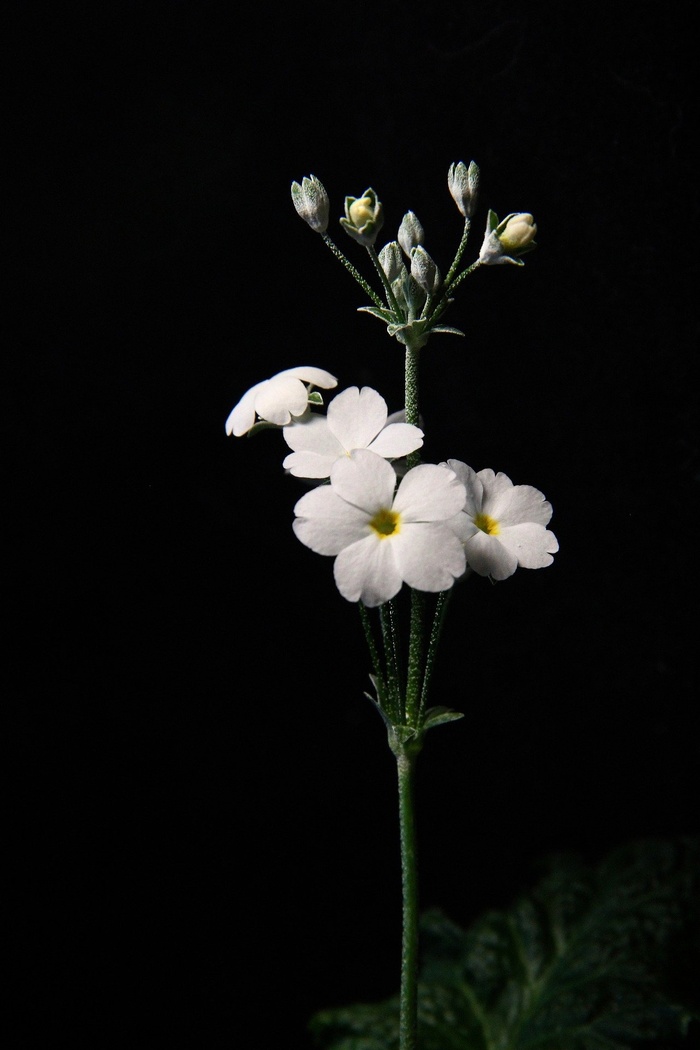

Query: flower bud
<box><xmin>397</xmin><ymin>211</ymin><xmax>424</xmax><ymax>258</ymax></box>
<box><xmin>291</xmin><ymin>175</ymin><xmax>330</xmax><ymax>233</ymax></box>
<box><xmin>447</xmin><ymin>160</ymin><xmax>480</xmax><ymax>218</ymax></box>
<box><xmin>378</xmin><ymin>241</ymin><xmax>405</xmax><ymax>282</ymax></box>
<box><xmin>410</xmin><ymin>245</ymin><xmax>441</xmax><ymax>294</ymax></box>
<box><xmin>340</xmin><ymin>188</ymin><xmax>384</xmax><ymax>247</ymax></box>
<box><xmin>478</xmin><ymin>210</ymin><xmax>537</xmax><ymax>266</ymax></box>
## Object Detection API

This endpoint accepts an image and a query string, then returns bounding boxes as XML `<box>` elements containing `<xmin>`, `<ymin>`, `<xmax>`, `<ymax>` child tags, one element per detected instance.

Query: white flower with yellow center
<box><xmin>443</xmin><ymin>460</ymin><xmax>558</xmax><ymax>580</ymax></box>
<box><xmin>293</xmin><ymin>449</ymin><xmax>467</xmax><ymax>607</ymax></box>
<box><xmin>282</xmin><ymin>386</ymin><xmax>423</xmax><ymax>479</ymax></box>
<box><xmin>225</xmin><ymin>366</ymin><xmax>338</xmax><ymax>437</ymax></box>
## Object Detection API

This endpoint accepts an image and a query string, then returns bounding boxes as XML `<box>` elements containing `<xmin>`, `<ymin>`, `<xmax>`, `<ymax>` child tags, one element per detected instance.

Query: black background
<box><xmin>9</xmin><ymin>2</ymin><xmax>699</xmax><ymax>1046</ymax></box>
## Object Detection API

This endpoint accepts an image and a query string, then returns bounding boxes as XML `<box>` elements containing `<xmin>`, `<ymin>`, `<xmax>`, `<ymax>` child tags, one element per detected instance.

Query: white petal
<box><xmin>498</xmin><ymin>523</ymin><xmax>559</xmax><ymax>568</ymax></box>
<box><xmin>445</xmin><ymin>510</ymin><xmax>478</xmax><ymax>543</ymax></box>
<box><xmin>282</xmin><ymin>415</ymin><xmax>344</xmax><ymax>476</ymax></box>
<box><xmin>327</xmin><ymin>386</ymin><xmax>388</xmax><ymax>450</ymax></box>
<box><xmin>394</xmin><ymin>524</ymin><xmax>466</xmax><ymax>592</ymax></box>
<box><xmin>394</xmin><ymin>464</ymin><xmax>466</xmax><ymax>522</ymax></box>
<box><xmin>293</xmin><ymin>486</ymin><xmax>369</xmax><ymax>555</ymax></box>
<box><xmin>442</xmin><ymin>460</ymin><xmax>483</xmax><ymax>516</ymax></box>
<box><xmin>478</xmin><ymin>469</ymin><xmax>514</xmax><ymax>516</ymax></box>
<box><xmin>367</xmin><ymin>423</ymin><xmax>424</xmax><ymax>458</ymax></box>
<box><xmin>464</xmin><ymin>531</ymin><xmax>518</xmax><ymax>580</ymax></box>
<box><xmin>283</xmin><ymin>450</ymin><xmax>337</xmax><ymax>478</ymax></box>
<box><xmin>490</xmin><ymin>483</ymin><xmax>553</xmax><ymax>527</ymax></box>
<box><xmin>283</xmin><ymin>415</ymin><xmax>342</xmax><ymax>454</ymax></box>
<box><xmin>253</xmin><ymin>375</ymin><xmax>308</xmax><ymax>425</ymax></box>
<box><xmin>333</xmin><ymin>535</ymin><xmax>403</xmax><ymax>606</ymax></box>
<box><xmin>278</xmin><ymin>366</ymin><xmax>338</xmax><ymax>389</ymax></box>
<box><xmin>225</xmin><ymin>380</ymin><xmax>267</xmax><ymax>436</ymax></box>
<box><xmin>330</xmin><ymin>449</ymin><xmax>397</xmax><ymax>513</ymax></box>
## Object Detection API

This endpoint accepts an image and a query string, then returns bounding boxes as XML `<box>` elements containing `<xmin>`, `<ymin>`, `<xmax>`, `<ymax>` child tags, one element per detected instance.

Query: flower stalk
<box><xmin>395</xmin><ymin>744</ymin><xmax>420</xmax><ymax>1050</ymax></box>
<box><xmin>228</xmin><ymin>161</ymin><xmax>555</xmax><ymax>1050</ymax></box>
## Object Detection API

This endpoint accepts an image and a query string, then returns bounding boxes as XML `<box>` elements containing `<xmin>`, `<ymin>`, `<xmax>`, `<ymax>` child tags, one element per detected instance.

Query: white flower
<box><xmin>282</xmin><ymin>386</ymin><xmax>423</xmax><ymax>479</ymax></box>
<box><xmin>293</xmin><ymin>449</ymin><xmax>467</xmax><ymax>607</ymax></box>
<box><xmin>225</xmin><ymin>366</ymin><xmax>338</xmax><ymax>437</ymax></box>
<box><xmin>443</xmin><ymin>460</ymin><xmax>558</xmax><ymax>580</ymax></box>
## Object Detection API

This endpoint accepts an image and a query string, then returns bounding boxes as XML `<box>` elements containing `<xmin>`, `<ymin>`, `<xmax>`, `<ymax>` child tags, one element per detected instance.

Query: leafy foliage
<box><xmin>309</xmin><ymin>837</ymin><xmax>699</xmax><ymax>1050</ymax></box>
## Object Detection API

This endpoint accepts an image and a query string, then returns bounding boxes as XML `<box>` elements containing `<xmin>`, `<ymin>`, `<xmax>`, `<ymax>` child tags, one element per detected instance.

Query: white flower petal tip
<box><xmin>293</xmin><ymin>448</ymin><xmax>467</xmax><ymax>606</ymax></box>
<box><xmin>282</xmin><ymin>385</ymin><xmax>423</xmax><ymax>479</ymax></box>
<box><xmin>225</xmin><ymin>367</ymin><xmax>338</xmax><ymax>436</ymax></box>
<box><xmin>442</xmin><ymin>459</ymin><xmax>558</xmax><ymax>581</ymax></box>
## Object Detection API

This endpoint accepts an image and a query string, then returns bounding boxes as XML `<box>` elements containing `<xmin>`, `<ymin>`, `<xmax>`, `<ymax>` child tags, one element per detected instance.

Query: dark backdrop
<box><xmin>9</xmin><ymin>2</ymin><xmax>699</xmax><ymax>1046</ymax></box>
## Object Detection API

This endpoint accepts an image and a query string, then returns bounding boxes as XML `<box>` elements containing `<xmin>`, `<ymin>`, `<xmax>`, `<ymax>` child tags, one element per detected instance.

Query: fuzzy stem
<box><xmin>406</xmin><ymin>590</ymin><xmax>425</xmax><ymax>729</ymax></box>
<box><xmin>396</xmin><ymin>745</ymin><xmax>420</xmax><ymax>1050</ymax></box>
<box><xmin>321</xmin><ymin>234</ymin><xmax>385</xmax><ymax>308</ymax></box>
<box><xmin>417</xmin><ymin>589</ymin><xmax>453</xmax><ymax>726</ymax></box>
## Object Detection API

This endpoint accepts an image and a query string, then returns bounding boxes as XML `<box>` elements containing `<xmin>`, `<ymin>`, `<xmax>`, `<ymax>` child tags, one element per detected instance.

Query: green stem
<box><xmin>417</xmin><ymin>589</ymin><xmax>453</xmax><ymax>726</ymax></box>
<box><xmin>405</xmin><ymin>346</ymin><xmax>421</xmax><ymax>470</ymax></box>
<box><xmin>380</xmin><ymin>599</ymin><xmax>403</xmax><ymax>720</ymax></box>
<box><xmin>406</xmin><ymin>590</ymin><xmax>425</xmax><ymax>729</ymax></box>
<box><xmin>396</xmin><ymin>745</ymin><xmax>420</xmax><ymax>1050</ymax></box>
<box><xmin>442</xmin><ymin>216</ymin><xmax>472</xmax><ymax>290</ymax></box>
<box><xmin>321</xmin><ymin>233</ymin><xmax>386</xmax><ymax>308</ymax></box>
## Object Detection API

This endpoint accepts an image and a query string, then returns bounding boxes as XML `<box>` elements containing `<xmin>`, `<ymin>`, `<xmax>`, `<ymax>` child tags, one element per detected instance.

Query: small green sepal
<box><xmin>245</xmin><ymin>420</ymin><xmax>283</xmax><ymax>437</ymax></box>
<box><xmin>307</xmin><ymin>390</ymin><xmax>325</xmax><ymax>406</ymax></box>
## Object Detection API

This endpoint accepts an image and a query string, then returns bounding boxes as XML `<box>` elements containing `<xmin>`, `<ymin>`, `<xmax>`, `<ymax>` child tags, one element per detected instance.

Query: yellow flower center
<box><xmin>474</xmin><ymin>512</ymin><xmax>500</xmax><ymax>536</ymax></box>
<box><xmin>349</xmin><ymin>197</ymin><xmax>374</xmax><ymax>228</ymax></box>
<box><xmin>369</xmin><ymin>507</ymin><xmax>400</xmax><ymax>538</ymax></box>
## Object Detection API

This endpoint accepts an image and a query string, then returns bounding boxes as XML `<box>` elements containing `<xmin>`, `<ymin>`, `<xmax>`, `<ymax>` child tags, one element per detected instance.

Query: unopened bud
<box><xmin>378</xmin><ymin>241</ymin><xmax>405</xmax><ymax>282</ymax></box>
<box><xmin>410</xmin><ymin>245</ymin><xmax>441</xmax><ymax>294</ymax></box>
<box><xmin>340</xmin><ymin>188</ymin><xmax>384</xmax><ymax>247</ymax></box>
<box><xmin>479</xmin><ymin>210</ymin><xmax>538</xmax><ymax>266</ymax></box>
<box><xmin>447</xmin><ymin>160</ymin><xmax>480</xmax><ymax>218</ymax></box>
<box><xmin>291</xmin><ymin>175</ymin><xmax>330</xmax><ymax>233</ymax></box>
<box><xmin>398</xmin><ymin>211</ymin><xmax>424</xmax><ymax>258</ymax></box>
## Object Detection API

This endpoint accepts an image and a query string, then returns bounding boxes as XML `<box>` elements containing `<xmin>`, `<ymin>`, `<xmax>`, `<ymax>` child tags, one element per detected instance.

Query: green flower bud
<box><xmin>340</xmin><ymin>188</ymin><xmax>384</xmax><ymax>247</ymax></box>
<box><xmin>410</xmin><ymin>245</ymin><xmax>441</xmax><ymax>294</ymax></box>
<box><xmin>378</xmin><ymin>241</ymin><xmax>405</xmax><ymax>282</ymax></box>
<box><xmin>291</xmin><ymin>175</ymin><xmax>330</xmax><ymax>233</ymax></box>
<box><xmin>398</xmin><ymin>211</ymin><xmax>424</xmax><ymax>258</ymax></box>
<box><xmin>479</xmin><ymin>210</ymin><xmax>537</xmax><ymax>266</ymax></box>
<box><xmin>447</xmin><ymin>160</ymin><xmax>480</xmax><ymax>218</ymax></box>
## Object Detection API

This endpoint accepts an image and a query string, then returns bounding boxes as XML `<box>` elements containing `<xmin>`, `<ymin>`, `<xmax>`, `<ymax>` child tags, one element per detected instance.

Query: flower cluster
<box><xmin>226</xmin><ymin>164</ymin><xmax>556</xmax><ymax>609</ymax></box>
<box><xmin>226</xmin><ymin>368</ymin><xmax>558</xmax><ymax>604</ymax></box>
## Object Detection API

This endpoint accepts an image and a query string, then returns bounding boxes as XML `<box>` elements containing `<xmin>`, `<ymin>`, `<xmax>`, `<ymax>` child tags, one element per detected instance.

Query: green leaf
<box><xmin>309</xmin><ymin>837</ymin><xmax>700</xmax><ymax>1050</ymax></box>
<box><xmin>357</xmin><ymin>306</ymin><xmax>397</xmax><ymax>323</ymax></box>
<box><xmin>428</xmin><ymin>325</ymin><xmax>466</xmax><ymax>338</ymax></box>
<box><xmin>423</xmin><ymin>706</ymin><xmax>465</xmax><ymax>730</ymax></box>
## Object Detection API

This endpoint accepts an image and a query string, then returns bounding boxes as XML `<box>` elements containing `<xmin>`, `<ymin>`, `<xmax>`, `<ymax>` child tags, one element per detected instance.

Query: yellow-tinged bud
<box><xmin>348</xmin><ymin>197</ymin><xmax>375</xmax><ymax>227</ymax></box>
<box><xmin>340</xmin><ymin>188</ymin><xmax>384</xmax><ymax>247</ymax></box>
<box><xmin>497</xmin><ymin>213</ymin><xmax>537</xmax><ymax>253</ymax></box>
<box><xmin>479</xmin><ymin>210</ymin><xmax>538</xmax><ymax>266</ymax></box>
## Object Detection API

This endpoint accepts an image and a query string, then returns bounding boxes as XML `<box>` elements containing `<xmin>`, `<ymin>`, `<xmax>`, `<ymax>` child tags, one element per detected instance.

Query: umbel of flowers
<box><xmin>227</xmin><ymin>163</ymin><xmax>555</xmax><ymax>1050</ymax></box>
